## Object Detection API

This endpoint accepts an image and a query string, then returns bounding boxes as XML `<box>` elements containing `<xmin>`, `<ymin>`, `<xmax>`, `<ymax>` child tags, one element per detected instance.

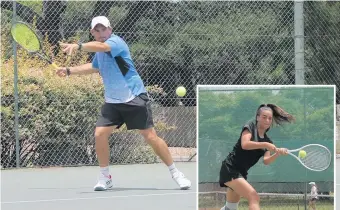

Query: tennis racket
<box><xmin>287</xmin><ymin>144</ymin><xmax>332</xmax><ymax>172</ymax></box>
<box><xmin>10</xmin><ymin>21</ymin><xmax>59</xmax><ymax>69</ymax></box>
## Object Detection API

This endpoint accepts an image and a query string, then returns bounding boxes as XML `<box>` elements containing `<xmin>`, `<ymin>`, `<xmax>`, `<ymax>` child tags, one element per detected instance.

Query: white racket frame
<box><xmin>287</xmin><ymin>144</ymin><xmax>332</xmax><ymax>172</ymax></box>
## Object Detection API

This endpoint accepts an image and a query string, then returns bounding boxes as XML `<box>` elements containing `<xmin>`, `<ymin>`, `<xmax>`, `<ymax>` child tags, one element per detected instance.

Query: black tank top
<box><xmin>224</xmin><ymin>120</ymin><xmax>273</xmax><ymax>173</ymax></box>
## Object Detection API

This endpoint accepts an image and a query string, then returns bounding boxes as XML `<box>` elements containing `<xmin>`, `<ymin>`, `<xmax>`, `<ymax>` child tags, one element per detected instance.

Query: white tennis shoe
<box><xmin>172</xmin><ymin>171</ymin><xmax>191</xmax><ymax>190</ymax></box>
<box><xmin>93</xmin><ymin>171</ymin><xmax>190</xmax><ymax>191</ymax></box>
<box><xmin>94</xmin><ymin>174</ymin><xmax>113</xmax><ymax>191</ymax></box>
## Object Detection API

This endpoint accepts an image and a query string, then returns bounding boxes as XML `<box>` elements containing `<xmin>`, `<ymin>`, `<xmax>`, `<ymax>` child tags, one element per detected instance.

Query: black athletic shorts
<box><xmin>96</xmin><ymin>93</ymin><xmax>154</xmax><ymax>130</ymax></box>
<box><xmin>219</xmin><ymin>160</ymin><xmax>248</xmax><ymax>188</ymax></box>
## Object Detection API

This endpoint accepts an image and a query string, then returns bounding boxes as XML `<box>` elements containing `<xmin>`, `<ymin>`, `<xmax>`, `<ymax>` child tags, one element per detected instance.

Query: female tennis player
<box><xmin>219</xmin><ymin>104</ymin><xmax>295</xmax><ymax>210</ymax></box>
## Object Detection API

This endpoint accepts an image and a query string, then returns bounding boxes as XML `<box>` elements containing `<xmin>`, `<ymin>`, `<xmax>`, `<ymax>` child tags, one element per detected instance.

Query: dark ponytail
<box><xmin>256</xmin><ymin>103</ymin><xmax>295</xmax><ymax>126</ymax></box>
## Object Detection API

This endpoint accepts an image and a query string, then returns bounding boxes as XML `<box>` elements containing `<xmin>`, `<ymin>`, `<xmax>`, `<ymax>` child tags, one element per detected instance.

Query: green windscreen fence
<box><xmin>198</xmin><ymin>86</ymin><xmax>334</xmax><ymax>194</ymax></box>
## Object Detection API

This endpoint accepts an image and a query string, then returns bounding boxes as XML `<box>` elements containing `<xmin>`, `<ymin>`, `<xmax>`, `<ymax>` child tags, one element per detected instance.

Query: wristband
<box><xmin>66</xmin><ymin>67</ymin><xmax>71</xmax><ymax>76</ymax></box>
<box><xmin>78</xmin><ymin>42</ymin><xmax>82</xmax><ymax>51</ymax></box>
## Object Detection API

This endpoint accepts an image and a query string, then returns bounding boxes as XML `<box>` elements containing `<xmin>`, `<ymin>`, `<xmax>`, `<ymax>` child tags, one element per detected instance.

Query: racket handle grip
<box><xmin>51</xmin><ymin>63</ymin><xmax>59</xmax><ymax>69</ymax></box>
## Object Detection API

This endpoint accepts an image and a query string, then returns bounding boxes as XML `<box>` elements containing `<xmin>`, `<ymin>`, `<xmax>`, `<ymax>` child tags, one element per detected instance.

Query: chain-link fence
<box><xmin>337</xmin><ymin>105</ymin><xmax>340</xmax><ymax>158</ymax></box>
<box><xmin>199</xmin><ymin>192</ymin><xmax>334</xmax><ymax>210</ymax></box>
<box><xmin>1</xmin><ymin>1</ymin><xmax>339</xmax><ymax>170</ymax></box>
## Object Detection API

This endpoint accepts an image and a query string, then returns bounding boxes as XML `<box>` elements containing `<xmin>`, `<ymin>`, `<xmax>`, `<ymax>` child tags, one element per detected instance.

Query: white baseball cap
<box><xmin>91</xmin><ymin>16</ymin><xmax>111</xmax><ymax>29</ymax></box>
<box><xmin>309</xmin><ymin>182</ymin><xmax>316</xmax><ymax>185</ymax></box>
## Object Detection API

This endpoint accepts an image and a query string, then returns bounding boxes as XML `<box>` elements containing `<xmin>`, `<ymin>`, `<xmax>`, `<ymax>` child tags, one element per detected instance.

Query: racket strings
<box><xmin>11</xmin><ymin>23</ymin><xmax>41</xmax><ymax>52</ymax></box>
<box><xmin>299</xmin><ymin>146</ymin><xmax>331</xmax><ymax>171</ymax></box>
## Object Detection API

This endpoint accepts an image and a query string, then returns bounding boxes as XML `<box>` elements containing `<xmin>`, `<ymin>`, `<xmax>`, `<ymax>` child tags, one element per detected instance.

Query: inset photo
<box><xmin>337</xmin><ymin>105</ymin><xmax>340</xmax><ymax>208</ymax></box>
<box><xmin>197</xmin><ymin>85</ymin><xmax>335</xmax><ymax>210</ymax></box>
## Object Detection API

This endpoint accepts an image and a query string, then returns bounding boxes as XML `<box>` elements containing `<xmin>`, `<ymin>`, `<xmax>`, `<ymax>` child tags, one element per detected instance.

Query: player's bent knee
<box><xmin>144</xmin><ymin>133</ymin><xmax>158</xmax><ymax>144</ymax></box>
<box><xmin>94</xmin><ymin>129</ymin><xmax>111</xmax><ymax>140</ymax></box>
<box><xmin>248</xmin><ymin>190</ymin><xmax>260</xmax><ymax>203</ymax></box>
<box><xmin>140</xmin><ymin>128</ymin><xmax>158</xmax><ymax>143</ymax></box>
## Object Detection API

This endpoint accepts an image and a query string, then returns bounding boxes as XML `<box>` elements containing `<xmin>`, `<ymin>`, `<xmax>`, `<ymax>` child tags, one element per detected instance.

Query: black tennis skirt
<box><xmin>219</xmin><ymin>160</ymin><xmax>248</xmax><ymax>188</ymax></box>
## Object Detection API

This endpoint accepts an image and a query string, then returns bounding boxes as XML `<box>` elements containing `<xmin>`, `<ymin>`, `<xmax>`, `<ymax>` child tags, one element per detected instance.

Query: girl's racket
<box><xmin>10</xmin><ymin>21</ymin><xmax>59</xmax><ymax>69</ymax></box>
<box><xmin>287</xmin><ymin>144</ymin><xmax>332</xmax><ymax>172</ymax></box>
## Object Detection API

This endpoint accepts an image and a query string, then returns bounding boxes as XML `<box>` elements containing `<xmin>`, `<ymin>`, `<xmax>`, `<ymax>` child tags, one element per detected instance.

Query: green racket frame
<box><xmin>10</xmin><ymin>21</ymin><xmax>59</xmax><ymax>69</ymax></box>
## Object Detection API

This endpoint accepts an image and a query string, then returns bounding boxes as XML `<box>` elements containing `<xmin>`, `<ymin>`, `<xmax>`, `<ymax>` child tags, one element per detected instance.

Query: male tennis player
<box><xmin>219</xmin><ymin>104</ymin><xmax>295</xmax><ymax>210</ymax></box>
<box><xmin>56</xmin><ymin>16</ymin><xmax>191</xmax><ymax>191</ymax></box>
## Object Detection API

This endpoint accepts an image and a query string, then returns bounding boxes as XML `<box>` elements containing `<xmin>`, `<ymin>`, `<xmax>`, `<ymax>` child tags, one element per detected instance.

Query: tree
<box><xmin>304</xmin><ymin>1</ymin><xmax>340</xmax><ymax>103</ymax></box>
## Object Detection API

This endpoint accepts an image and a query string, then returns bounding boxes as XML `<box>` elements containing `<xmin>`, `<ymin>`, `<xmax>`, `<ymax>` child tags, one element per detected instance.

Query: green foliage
<box><xmin>304</xmin><ymin>2</ymin><xmax>340</xmax><ymax>101</ymax></box>
<box><xmin>17</xmin><ymin>1</ymin><xmax>43</xmax><ymax>15</ymax></box>
<box><xmin>199</xmin><ymin>88</ymin><xmax>334</xmax><ymax>142</ymax></box>
<box><xmin>2</xmin><ymin>1</ymin><xmax>338</xmax><ymax>98</ymax></box>
<box><xmin>129</xmin><ymin>1</ymin><xmax>295</xmax><ymax>85</ymax></box>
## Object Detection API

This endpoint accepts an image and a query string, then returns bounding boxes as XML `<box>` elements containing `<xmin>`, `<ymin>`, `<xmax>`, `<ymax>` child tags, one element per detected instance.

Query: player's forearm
<box><xmin>241</xmin><ymin>141</ymin><xmax>268</xmax><ymax>150</ymax></box>
<box><xmin>81</xmin><ymin>41</ymin><xmax>110</xmax><ymax>52</ymax></box>
<box><xmin>263</xmin><ymin>153</ymin><xmax>279</xmax><ymax>165</ymax></box>
<box><xmin>69</xmin><ymin>63</ymin><xmax>98</xmax><ymax>75</ymax></box>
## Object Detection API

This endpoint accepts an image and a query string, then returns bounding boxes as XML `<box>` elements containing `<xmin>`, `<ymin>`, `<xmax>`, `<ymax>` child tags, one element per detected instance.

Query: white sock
<box><xmin>225</xmin><ymin>201</ymin><xmax>238</xmax><ymax>210</ymax></box>
<box><xmin>100</xmin><ymin>166</ymin><xmax>110</xmax><ymax>177</ymax></box>
<box><xmin>168</xmin><ymin>163</ymin><xmax>178</xmax><ymax>175</ymax></box>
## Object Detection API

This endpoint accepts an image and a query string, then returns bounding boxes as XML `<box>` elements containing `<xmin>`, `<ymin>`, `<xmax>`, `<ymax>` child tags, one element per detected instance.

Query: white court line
<box><xmin>337</xmin><ymin>158</ymin><xmax>340</xmax><ymax>185</ymax></box>
<box><xmin>2</xmin><ymin>191</ymin><xmax>196</xmax><ymax>204</ymax></box>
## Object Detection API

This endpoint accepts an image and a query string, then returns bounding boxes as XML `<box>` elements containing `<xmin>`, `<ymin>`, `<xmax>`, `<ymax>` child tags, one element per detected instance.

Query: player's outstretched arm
<box><xmin>56</xmin><ymin>63</ymin><xmax>99</xmax><ymax>77</ymax></box>
<box><xmin>59</xmin><ymin>42</ymin><xmax>111</xmax><ymax>55</ymax></box>
<box><xmin>79</xmin><ymin>41</ymin><xmax>111</xmax><ymax>52</ymax></box>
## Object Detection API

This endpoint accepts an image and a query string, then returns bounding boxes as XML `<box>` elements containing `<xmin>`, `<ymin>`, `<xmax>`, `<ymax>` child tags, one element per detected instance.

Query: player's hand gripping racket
<box><xmin>10</xmin><ymin>21</ymin><xmax>59</xmax><ymax>69</ymax></box>
<box><xmin>287</xmin><ymin>144</ymin><xmax>331</xmax><ymax>172</ymax></box>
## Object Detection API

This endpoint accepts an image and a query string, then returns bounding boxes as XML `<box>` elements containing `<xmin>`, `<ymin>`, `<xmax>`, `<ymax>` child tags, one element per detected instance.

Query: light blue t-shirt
<box><xmin>92</xmin><ymin>34</ymin><xmax>146</xmax><ymax>103</ymax></box>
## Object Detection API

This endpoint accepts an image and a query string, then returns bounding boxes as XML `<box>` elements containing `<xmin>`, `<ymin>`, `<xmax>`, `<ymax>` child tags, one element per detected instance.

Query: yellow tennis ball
<box><xmin>176</xmin><ymin>86</ymin><xmax>186</xmax><ymax>97</ymax></box>
<box><xmin>298</xmin><ymin>150</ymin><xmax>307</xmax><ymax>158</ymax></box>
